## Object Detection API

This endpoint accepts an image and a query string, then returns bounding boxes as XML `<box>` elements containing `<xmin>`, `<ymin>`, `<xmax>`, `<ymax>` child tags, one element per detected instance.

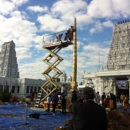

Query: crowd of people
<box><xmin>95</xmin><ymin>91</ymin><xmax>129</xmax><ymax>110</ymax></box>
<box><xmin>45</xmin><ymin>85</ymin><xmax>129</xmax><ymax>130</ymax></box>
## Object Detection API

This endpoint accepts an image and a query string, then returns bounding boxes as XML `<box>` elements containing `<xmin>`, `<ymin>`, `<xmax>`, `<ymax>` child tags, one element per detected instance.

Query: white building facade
<box><xmin>81</xmin><ymin>20</ymin><xmax>130</xmax><ymax>102</ymax></box>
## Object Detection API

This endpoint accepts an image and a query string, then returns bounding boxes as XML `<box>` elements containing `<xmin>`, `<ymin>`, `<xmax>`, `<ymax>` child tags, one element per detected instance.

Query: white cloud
<box><xmin>102</xmin><ymin>20</ymin><xmax>113</xmax><ymax>28</ymax></box>
<box><xmin>37</xmin><ymin>0</ymin><xmax>93</xmax><ymax>32</ymax></box>
<box><xmin>27</xmin><ymin>5</ymin><xmax>48</xmax><ymax>13</ymax></box>
<box><xmin>79</xmin><ymin>43</ymin><xmax>109</xmax><ymax>68</ymax></box>
<box><xmin>10</xmin><ymin>10</ymin><xmax>26</xmax><ymax>19</ymax></box>
<box><xmin>12</xmin><ymin>0</ymin><xmax>28</xmax><ymax>6</ymax></box>
<box><xmin>51</xmin><ymin>0</ymin><xmax>91</xmax><ymax>26</ymax></box>
<box><xmin>89</xmin><ymin>28</ymin><xmax>96</xmax><ymax>34</ymax></box>
<box><xmin>87</xmin><ymin>0</ymin><xmax>130</xmax><ymax>19</ymax></box>
<box><xmin>0</xmin><ymin>0</ymin><xmax>15</xmax><ymax>15</ymax></box>
<box><xmin>0</xmin><ymin>15</ymin><xmax>6</xmax><ymax>23</ymax></box>
<box><xmin>18</xmin><ymin>59</ymin><xmax>45</xmax><ymax>79</ymax></box>
<box><xmin>0</xmin><ymin>0</ymin><xmax>28</xmax><ymax>15</ymax></box>
<box><xmin>37</xmin><ymin>14</ymin><xmax>67</xmax><ymax>32</ymax></box>
<box><xmin>89</xmin><ymin>21</ymin><xmax>103</xmax><ymax>34</ymax></box>
<box><xmin>16</xmin><ymin>47</ymin><xmax>32</xmax><ymax>60</ymax></box>
<box><xmin>33</xmin><ymin>35</ymin><xmax>44</xmax><ymax>50</ymax></box>
<box><xmin>0</xmin><ymin>16</ymin><xmax>37</xmax><ymax>47</ymax></box>
<box><xmin>112</xmin><ymin>0</ymin><xmax>130</xmax><ymax>18</ymax></box>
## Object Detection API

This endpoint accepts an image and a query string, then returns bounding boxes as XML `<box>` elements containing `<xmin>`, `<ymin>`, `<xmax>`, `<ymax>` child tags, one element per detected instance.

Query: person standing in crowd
<box><xmin>102</xmin><ymin>92</ymin><xmax>106</xmax><ymax>107</ymax></box>
<box><xmin>51</xmin><ymin>91</ymin><xmax>58</xmax><ymax>116</ymax></box>
<box><xmin>113</xmin><ymin>94</ymin><xmax>117</xmax><ymax>109</ymax></box>
<box><xmin>95</xmin><ymin>91</ymin><xmax>100</xmax><ymax>105</ymax></box>
<box><xmin>71</xmin><ymin>90</ymin><xmax>77</xmax><ymax>103</ymax></box>
<box><xmin>77</xmin><ymin>96</ymin><xmax>85</xmax><ymax>103</ymax></box>
<box><xmin>68</xmin><ymin>87</ymin><xmax>108</xmax><ymax>130</ymax></box>
<box><xmin>123</xmin><ymin>94</ymin><xmax>129</xmax><ymax>110</ymax></box>
<box><xmin>106</xmin><ymin>95</ymin><xmax>110</xmax><ymax>108</ymax></box>
<box><xmin>109</xmin><ymin>93</ymin><xmax>114</xmax><ymax>110</ymax></box>
<box><xmin>78</xmin><ymin>90</ymin><xmax>82</xmax><ymax>98</ymax></box>
<box><xmin>103</xmin><ymin>97</ymin><xmax>107</xmax><ymax>108</ymax></box>
<box><xmin>61</xmin><ymin>84</ymin><xmax>66</xmax><ymax>97</ymax></box>
<box><xmin>61</xmin><ymin>95</ymin><xmax>66</xmax><ymax>115</ymax></box>
<box><xmin>46</xmin><ymin>95</ymin><xmax>51</xmax><ymax>112</ymax></box>
<box><xmin>120</xmin><ymin>93</ymin><xmax>125</xmax><ymax>104</ymax></box>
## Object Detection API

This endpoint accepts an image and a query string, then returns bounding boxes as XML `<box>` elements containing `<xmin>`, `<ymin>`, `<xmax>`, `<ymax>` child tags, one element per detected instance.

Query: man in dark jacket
<box><xmin>68</xmin><ymin>87</ymin><xmax>108</xmax><ymax>130</ymax></box>
<box><xmin>51</xmin><ymin>91</ymin><xmax>58</xmax><ymax>115</ymax></box>
<box><xmin>61</xmin><ymin>95</ymin><xmax>66</xmax><ymax>115</ymax></box>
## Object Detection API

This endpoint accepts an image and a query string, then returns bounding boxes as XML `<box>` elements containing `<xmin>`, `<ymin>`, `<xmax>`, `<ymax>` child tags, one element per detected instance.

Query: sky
<box><xmin>0</xmin><ymin>0</ymin><xmax>130</xmax><ymax>84</ymax></box>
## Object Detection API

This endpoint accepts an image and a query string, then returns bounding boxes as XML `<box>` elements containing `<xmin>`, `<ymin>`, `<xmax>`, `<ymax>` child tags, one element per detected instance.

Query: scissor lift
<box><xmin>35</xmin><ymin>30</ymin><xmax>73</xmax><ymax>107</ymax></box>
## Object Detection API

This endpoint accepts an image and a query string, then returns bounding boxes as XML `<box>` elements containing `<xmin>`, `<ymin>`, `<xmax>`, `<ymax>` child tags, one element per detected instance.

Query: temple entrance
<box><xmin>117</xmin><ymin>89</ymin><xmax>128</xmax><ymax>96</ymax></box>
<box><xmin>115</xmin><ymin>77</ymin><xmax>129</xmax><ymax>97</ymax></box>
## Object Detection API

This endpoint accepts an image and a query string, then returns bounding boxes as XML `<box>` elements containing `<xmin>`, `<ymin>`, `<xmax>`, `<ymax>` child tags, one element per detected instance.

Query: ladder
<box><xmin>34</xmin><ymin>90</ymin><xmax>44</xmax><ymax>107</ymax></box>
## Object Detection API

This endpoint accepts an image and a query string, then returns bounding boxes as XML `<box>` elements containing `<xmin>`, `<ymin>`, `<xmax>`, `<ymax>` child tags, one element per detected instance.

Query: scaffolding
<box><xmin>35</xmin><ymin>30</ymin><xmax>73</xmax><ymax>107</ymax></box>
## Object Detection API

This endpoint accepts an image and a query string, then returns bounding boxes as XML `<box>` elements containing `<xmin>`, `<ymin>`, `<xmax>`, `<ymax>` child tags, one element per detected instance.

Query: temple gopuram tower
<box><xmin>106</xmin><ymin>20</ymin><xmax>130</xmax><ymax>70</ymax></box>
<box><xmin>0</xmin><ymin>40</ymin><xmax>19</xmax><ymax>78</ymax></box>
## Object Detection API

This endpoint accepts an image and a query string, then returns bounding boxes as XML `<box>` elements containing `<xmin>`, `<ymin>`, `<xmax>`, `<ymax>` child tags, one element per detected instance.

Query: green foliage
<box><xmin>0</xmin><ymin>85</ymin><xmax>12</xmax><ymax>102</ymax></box>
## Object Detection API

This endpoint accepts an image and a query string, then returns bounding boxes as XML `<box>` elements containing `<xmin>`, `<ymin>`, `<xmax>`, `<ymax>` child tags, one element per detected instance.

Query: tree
<box><xmin>0</xmin><ymin>84</ymin><xmax>12</xmax><ymax>102</ymax></box>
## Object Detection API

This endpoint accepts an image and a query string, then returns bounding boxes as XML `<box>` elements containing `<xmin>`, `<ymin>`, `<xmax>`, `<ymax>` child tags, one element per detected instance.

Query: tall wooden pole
<box><xmin>70</xmin><ymin>18</ymin><xmax>78</xmax><ymax>91</ymax></box>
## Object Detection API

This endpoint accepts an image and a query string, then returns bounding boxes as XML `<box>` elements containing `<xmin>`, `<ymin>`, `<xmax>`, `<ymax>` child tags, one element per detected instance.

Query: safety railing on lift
<box><xmin>42</xmin><ymin>30</ymin><xmax>67</xmax><ymax>46</ymax></box>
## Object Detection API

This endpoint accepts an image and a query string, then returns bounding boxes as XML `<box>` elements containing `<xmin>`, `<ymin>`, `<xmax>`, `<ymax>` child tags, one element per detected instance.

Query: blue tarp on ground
<box><xmin>0</xmin><ymin>103</ymin><xmax>72</xmax><ymax>130</ymax></box>
<box><xmin>0</xmin><ymin>116</ymin><xmax>71</xmax><ymax>130</ymax></box>
<box><xmin>117</xmin><ymin>106</ymin><xmax>130</xmax><ymax>113</ymax></box>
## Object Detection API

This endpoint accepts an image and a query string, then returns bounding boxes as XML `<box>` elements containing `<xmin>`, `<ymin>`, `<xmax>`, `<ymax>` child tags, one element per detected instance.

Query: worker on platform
<box><xmin>56</xmin><ymin>33</ymin><xmax>63</xmax><ymax>42</ymax></box>
<box><xmin>68</xmin><ymin>87</ymin><xmax>108</xmax><ymax>130</ymax></box>
<box><xmin>64</xmin><ymin>26</ymin><xmax>75</xmax><ymax>42</ymax></box>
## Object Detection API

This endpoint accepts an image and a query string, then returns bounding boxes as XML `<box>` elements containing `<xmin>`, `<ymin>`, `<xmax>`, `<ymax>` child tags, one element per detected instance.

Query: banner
<box><xmin>116</xmin><ymin>80</ymin><xmax>128</xmax><ymax>89</ymax></box>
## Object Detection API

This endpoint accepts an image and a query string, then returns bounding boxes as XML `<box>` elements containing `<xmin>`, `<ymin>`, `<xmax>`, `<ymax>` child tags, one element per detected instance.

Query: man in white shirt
<box><xmin>46</xmin><ymin>95</ymin><xmax>51</xmax><ymax>112</ymax></box>
<box><xmin>61</xmin><ymin>84</ymin><xmax>65</xmax><ymax>96</ymax></box>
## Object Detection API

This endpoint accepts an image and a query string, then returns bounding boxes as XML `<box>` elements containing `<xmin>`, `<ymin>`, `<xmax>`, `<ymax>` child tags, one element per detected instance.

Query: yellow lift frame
<box><xmin>40</xmin><ymin>31</ymin><xmax>73</xmax><ymax>103</ymax></box>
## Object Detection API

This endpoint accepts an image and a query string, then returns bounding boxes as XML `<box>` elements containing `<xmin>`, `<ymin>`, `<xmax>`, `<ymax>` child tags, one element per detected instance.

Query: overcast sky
<box><xmin>0</xmin><ymin>0</ymin><xmax>130</xmax><ymax>83</ymax></box>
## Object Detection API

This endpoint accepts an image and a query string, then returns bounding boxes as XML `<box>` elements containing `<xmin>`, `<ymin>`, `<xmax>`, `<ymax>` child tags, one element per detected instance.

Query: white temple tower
<box><xmin>0</xmin><ymin>40</ymin><xmax>19</xmax><ymax>78</ymax></box>
<box><xmin>106</xmin><ymin>20</ymin><xmax>130</xmax><ymax>70</ymax></box>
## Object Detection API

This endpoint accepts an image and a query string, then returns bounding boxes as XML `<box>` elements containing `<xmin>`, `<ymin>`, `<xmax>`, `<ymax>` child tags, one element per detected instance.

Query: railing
<box><xmin>42</xmin><ymin>30</ymin><xmax>67</xmax><ymax>46</ymax></box>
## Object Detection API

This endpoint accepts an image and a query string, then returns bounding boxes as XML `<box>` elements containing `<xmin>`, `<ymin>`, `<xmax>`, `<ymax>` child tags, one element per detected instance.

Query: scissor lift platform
<box><xmin>43</xmin><ymin>40</ymin><xmax>73</xmax><ymax>50</ymax></box>
<box><xmin>35</xmin><ymin>29</ymin><xmax>74</xmax><ymax>107</ymax></box>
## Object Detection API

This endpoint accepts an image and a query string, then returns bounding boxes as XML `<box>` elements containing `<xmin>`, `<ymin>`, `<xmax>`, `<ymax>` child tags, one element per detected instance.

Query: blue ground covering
<box><xmin>117</xmin><ymin>106</ymin><xmax>130</xmax><ymax>113</ymax></box>
<box><xmin>1</xmin><ymin>103</ymin><xmax>129</xmax><ymax>130</ymax></box>
<box><xmin>0</xmin><ymin>103</ymin><xmax>72</xmax><ymax>130</ymax></box>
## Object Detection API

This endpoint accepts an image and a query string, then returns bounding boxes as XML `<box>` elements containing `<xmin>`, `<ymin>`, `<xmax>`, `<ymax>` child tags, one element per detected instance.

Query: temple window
<box><xmin>17</xmin><ymin>86</ymin><xmax>20</xmax><ymax>93</ymax></box>
<box><xmin>12</xmin><ymin>86</ymin><xmax>15</xmax><ymax>93</ymax></box>
<box><xmin>26</xmin><ymin>86</ymin><xmax>29</xmax><ymax>93</ymax></box>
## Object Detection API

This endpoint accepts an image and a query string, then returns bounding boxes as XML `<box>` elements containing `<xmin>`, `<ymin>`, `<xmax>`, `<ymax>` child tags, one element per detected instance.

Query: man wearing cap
<box><xmin>68</xmin><ymin>87</ymin><xmax>108</xmax><ymax>130</ymax></box>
